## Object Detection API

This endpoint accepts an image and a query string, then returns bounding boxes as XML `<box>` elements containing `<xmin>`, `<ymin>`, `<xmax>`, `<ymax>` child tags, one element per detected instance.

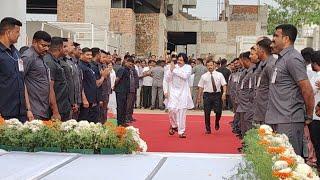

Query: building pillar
<box><xmin>0</xmin><ymin>0</ymin><xmax>27</xmax><ymax>48</ymax></box>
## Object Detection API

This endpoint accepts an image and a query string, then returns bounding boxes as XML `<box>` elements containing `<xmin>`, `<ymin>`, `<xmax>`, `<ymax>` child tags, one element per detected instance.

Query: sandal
<box><xmin>179</xmin><ymin>133</ymin><xmax>186</xmax><ymax>138</ymax></box>
<box><xmin>169</xmin><ymin>127</ymin><xmax>177</xmax><ymax>135</ymax></box>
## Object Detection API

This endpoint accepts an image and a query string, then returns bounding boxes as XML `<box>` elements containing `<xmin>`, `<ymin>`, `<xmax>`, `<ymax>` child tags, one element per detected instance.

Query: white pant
<box><xmin>136</xmin><ymin>86</ymin><xmax>142</xmax><ymax>108</ymax></box>
<box><xmin>169</xmin><ymin>108</ymin><xmax>187</xmax><ymax>135</ymax></box>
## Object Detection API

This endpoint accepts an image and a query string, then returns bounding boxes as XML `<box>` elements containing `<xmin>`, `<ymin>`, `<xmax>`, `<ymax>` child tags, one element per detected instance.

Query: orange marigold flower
<box><xmin>267</xmin><ymin>146</ymin><xmax>286</xmax><ymax>154</ymax></box>
<box><xmin>279</xmin><ymin>156</ymin><xmax>296</xmax><ymax>166</ymax></box>
<box><xmin>272</xmin><ymin>170</ymin><xmax>292</xmax><ymax>179</ymax></box>
<box><xmin>0</xmin><ymin>116</ymin><xmax>5</xmax><ymax>126</ymax></box>
<box><xmin>259</xmin><ymin>139</ymin><xmax>270</xmax><ymax>146</ymax></box>
<box><xmin>43</xmin><ymin>120</ymin><xmax>54</xmax><ymax>128</ymax></box>
<box><xmin>258</xmin><ymin>128</ymin><xmax>266</xmax><ymax>136</ymax></box>
<box><xmin>116</xmin><ymin>126</ymin><xmax>127</xmax><ymax>137</ymax></box>
<box><xmin>104</xmin><ymin>121</ymin><xmax>114</xmax><ymax>127</ymax></box>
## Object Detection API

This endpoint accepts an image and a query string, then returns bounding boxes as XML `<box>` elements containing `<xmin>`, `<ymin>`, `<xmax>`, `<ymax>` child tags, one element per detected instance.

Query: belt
<box><xmin>204</xmin><ymin>92</ymin><xmax>221</xmax><ymax>94</ymax></box>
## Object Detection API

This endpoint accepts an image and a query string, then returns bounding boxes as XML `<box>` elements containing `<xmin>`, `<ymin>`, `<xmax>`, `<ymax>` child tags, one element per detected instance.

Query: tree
<box><xmin>267</xmin><ymin>0</ymin><xmax>320</xmax><ymax>34</ymax></box>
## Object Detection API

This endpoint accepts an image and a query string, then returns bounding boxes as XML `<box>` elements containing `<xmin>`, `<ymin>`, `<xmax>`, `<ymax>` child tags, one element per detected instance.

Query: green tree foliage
<box><xmin>267</xmin><ymin>0</ymin><xmax>320</xmax><ymax>34</ymax></box>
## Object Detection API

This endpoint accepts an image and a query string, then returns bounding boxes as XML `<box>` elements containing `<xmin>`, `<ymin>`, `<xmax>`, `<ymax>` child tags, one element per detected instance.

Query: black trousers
<box><xmin>142</xmin><ymin>86</ymin><xmax>152</xmax><ymax>108</ymax></box>
<box><xmin>116</xmin><ymin>92</ymin><xmax>127</xmax><ymax>126</ymax></box>
<box><xmin>309</xmin><ymin>120</ymin><xmax>320</xmax><ymax>166</ymax></box>
<box><xmin>203</xmin><ymin>92</ymin><xmax>222</xmax><ymax>131</ymax></box>
<box><xmin>79</xmin><ymin>104</ymin><xmax>99</xmax><ymax>123</ymax></box>
<box><xmin>126</xmin><ymin>92</ymin><xmax>136</xmax><ymax>122</ymax></box>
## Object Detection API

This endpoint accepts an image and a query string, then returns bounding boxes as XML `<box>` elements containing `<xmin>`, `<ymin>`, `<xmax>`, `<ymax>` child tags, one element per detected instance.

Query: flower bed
<box><xmin>231</xmin><ymin>125</ymin><xmax>319</xmax><ymax>180</ymax></box>
<box><xmin>0</xmin><ymin>117</ymin><xmax>147</xmax><ymax>154</ymax></box>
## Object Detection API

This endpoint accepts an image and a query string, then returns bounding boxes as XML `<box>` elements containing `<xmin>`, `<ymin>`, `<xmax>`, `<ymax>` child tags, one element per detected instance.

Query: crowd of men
<box><xmin>0</xmin><ymin>17</ymin><xmax>124</xmax><ymax>125</ymax></box>
<box><xmin>2</xmin><ymin>16</ymin><xmax>320</xmax><ymax>169</ymax></box>
<box><xmin>228</xmin><ymin>24</ymin><xmax>320</xmax><ymax>170</ymax></box>
<box><xmin>0</xmin><ymin>17</ymin><xmax>229</xmax><ymax>128</ymax></box>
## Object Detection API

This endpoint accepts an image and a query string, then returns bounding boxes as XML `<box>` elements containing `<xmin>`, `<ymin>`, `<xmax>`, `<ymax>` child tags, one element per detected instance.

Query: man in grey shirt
<box><xmin>70</xmin><ymin>42</ymin><xmax>83</xmax><ymax>120</ymax></box>
<box><xmin>22</xmin><ymin>31</ymin><xmax>60</xmax><ymax>120</ymax></box>
<box><xmin>151</xmin><ymin>60</ymin><xmax>165</xmax><ymax>110</ymax></box>
<box><xmin>44</xmin><ymin>37</ymin><xmax>71</xmax><ymax>121</ymax></box>
<box><xmin>253</xmin><ymin>38</ymin><xmax>276</xmax><ymax>124</ymax></box>
<box><xmin>266</xmin><ymin>24</ymin><xmax>314</xmax><ymax>156</ymax></box>
<box><xmin>192</xmin><ymin>58</ymin><xmax>207</xmax><ymax>109</ymax></box>
<box><xmin>236</xmin><ymin>52</ymin><xmax>255</xmax><ymax>137</ymax></box>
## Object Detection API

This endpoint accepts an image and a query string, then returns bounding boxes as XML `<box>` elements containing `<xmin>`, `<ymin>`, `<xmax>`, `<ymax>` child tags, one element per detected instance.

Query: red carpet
<box><xmin>131</xmin><ymin>113</ymin><xmax>241</xmax><ymax>154</ymax></box>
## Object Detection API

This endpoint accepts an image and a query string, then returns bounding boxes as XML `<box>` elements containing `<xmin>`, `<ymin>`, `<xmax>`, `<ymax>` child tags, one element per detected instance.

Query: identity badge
<box><xmin>249</xmin><ymin>77</ymin><xmax>252</xmax><ymax>89</ymax></box>
<box><xmin>240</xmin><ymin>80</ymin><xmax>244</xmax><ymax>89</ymax></box>
<box><xmin>257</xmin><ymin>76</ymin><xmax>261</xmax><ymax>87</ymax></box>
<box><xmin>18</xmin><ymin>59</ymin><xmax>24</xmax><ymax>72</ymax></box>
<box><xmin>271</xmin><ymin>68</ymin><xmax>277</xmax><ymax>84</ymax></box>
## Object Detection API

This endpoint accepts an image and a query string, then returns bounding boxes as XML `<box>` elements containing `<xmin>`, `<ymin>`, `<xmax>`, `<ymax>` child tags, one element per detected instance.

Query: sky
<box><xmin>188</xmin><ymin>0</ymin><xmax>276</xmax><ymax>20</ymax></box>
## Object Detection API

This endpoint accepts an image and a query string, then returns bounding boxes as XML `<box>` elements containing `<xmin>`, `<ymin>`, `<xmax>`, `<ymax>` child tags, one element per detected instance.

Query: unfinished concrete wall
<box><xmin>110</xmin><ymin>8</ymin><xmax>136</xmax><ymax>55</ymax></box>
<box><xmin>57</xmin><ymin>0</ymin><xmax>85</xmax><ymax>22</ymax></box>
<box><xmin>227</xmin><ymin>5</ymin><xmax>268</xmax><ymax>35</ymax></box>
<box><xmin>57</xmin><ymin>0</ymin><xmax>111</xmax><ymax>25</ymax></box>
<box><xmin>84</xmin><ymin>0</ymin><xmax>111</xmax><ymax>27</ymax></box>
<box><xmin>136</xmin><ymin>13</ymin><xmax>166</xmax><ymax>57</ymax></box>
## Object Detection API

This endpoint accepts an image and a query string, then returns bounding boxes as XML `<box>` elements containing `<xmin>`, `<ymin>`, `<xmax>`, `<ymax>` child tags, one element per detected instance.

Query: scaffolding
<box><xmin>41</xmin><ymin>22</ymin><xmax>122</xmax><ymax>53</ymax></box>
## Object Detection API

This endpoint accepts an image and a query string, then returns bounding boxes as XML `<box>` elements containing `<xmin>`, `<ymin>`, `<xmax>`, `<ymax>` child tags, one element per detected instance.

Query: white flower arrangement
<box><xmin>126</xmin><ymin>126</ymin><xmax>148</xmax><ymax>152</ymax></box>
<box><xmin>60</xmin><ymin>119</ymin><xmax>78</xmax><ymax>131</ymax></box>
<box><xmin>0</xmin><ymin>118</ymin><xmax>148</xmax><ymax>154</ymax></box>
<box><xmin>259</xmin><ymin>124</ymin><xmax>273</xmax><ymax>135</ymax></box>
<box><xmin>5</xmin><ymin>118</ymin><xmax>23</xmax><ymax>129</ymax></box>
<box><xmin>258</xmin><ymin>125</ymin><xmax>320</xmax><ymax>180</ymax></box>
<box><xmin>23</xmin><ymin>120</ymin><xmax>44</xmax><ymax>132</ymax></box>
<box><xmin>292</xmin><ymin>163</ymin><xmax>319</xmax><ymax>180</ymax></box>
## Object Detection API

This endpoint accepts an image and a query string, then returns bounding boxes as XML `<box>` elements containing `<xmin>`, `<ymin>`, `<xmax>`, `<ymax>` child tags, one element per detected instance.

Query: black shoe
<box><xmin>205</xmin><ymin>131</ymin><xmax>211</xmax><ymax>134</ymax></box>
<box><xmin>120</xmin><ymin>123</ymin><xmax>129</xmax><ymax>127</ymax></box>
<box><xmin>215</xmin><ymin>122</ymin><xmax>220</xmax><ymax>130</ymax></box>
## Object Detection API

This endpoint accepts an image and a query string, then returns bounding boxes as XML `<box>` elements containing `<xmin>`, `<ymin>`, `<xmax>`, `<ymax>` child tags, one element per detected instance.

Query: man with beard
<box><xmin>164</xmin><ymin>53</ymin><xmax>194</xmax><ymax>138</ymax></box>
<box><xmin>236</xmin><ymin>51</ymin><xmax>255</xmax><ymax>137</ymax></box>
<box><xmin>266</xmin><ymin>24</ymin><xmax>314</xmax><ymax>155</ymax></box>
<box><xmin>22</xmin><ymin>31</ymin><xmax>60</xmax><ymax>120</ymax></box>
<box><xmin>253</xmin><ymin>37</ymin><xmax>275</xmax><ymax>124</ymax></box>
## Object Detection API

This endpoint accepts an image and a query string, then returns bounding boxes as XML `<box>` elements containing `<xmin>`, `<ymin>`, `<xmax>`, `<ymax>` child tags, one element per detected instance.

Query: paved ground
<box><xmin>0</xmin><ymin>151</ymin><xmax>243</xmax><ymax>180</ymax></box>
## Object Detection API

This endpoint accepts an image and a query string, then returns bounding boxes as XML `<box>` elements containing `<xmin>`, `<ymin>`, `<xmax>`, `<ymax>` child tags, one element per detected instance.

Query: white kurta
<box><xmin>163</xmin><ymin>64</ymin><xmax>194</xmax><ymax>135</ymax></box>
<box><xmin>165</xmin><ymin>64</ymin><xmax>194</xmax><ymax>110</ymax></box>
<box><xmin>108</xmin><ymin>69</ymin><xmax>117</xmax><ymax>117</ymax></box>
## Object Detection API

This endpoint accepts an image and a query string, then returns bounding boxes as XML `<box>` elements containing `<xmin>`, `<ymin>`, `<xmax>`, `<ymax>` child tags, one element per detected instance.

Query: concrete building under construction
<box><xmin>3</xmin><ymin>0</ymin><xmax>270</xmax><ymax>59</ymax></box>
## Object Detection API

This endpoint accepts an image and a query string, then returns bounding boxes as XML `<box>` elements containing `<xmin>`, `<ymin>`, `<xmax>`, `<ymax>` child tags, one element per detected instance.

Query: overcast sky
<box><xmin>188</xmin><ymin>0</ymin><xmax>276</xmax><ymax>20</ymax></box>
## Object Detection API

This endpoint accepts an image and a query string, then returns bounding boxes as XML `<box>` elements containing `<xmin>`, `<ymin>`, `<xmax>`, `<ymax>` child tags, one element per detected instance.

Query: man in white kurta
<box><xmin>163</xmin><ymin>54</ymin><xmax>194</xmax><ymax>138</ymax></box>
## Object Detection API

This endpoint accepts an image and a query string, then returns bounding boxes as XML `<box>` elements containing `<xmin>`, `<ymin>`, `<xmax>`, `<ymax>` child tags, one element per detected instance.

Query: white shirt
<box><xmin>135</xmin><ymin>65</ymin><xmax>143</xmax><ymax>87</ymax></box>
<box><xmin>110</xmin><ymin>69</ymin><xmax>116</xmax><ymax>88</ymax></box>
<box><xmin>189</xmin><ymin>74</ymin><xmax>195</xmax><ymax>88</ymax></box>
<box><xmin>164</xmin><ymin>64</ymin><xmax>194</xmax><ymax>110</ymax></box>
<box><xmin>310</xmin><ymin>71</ymin><xmax>320</xmax><ymax>120</ymax></box>
<box><xmin>142</xmin><ymin>66</ymin><xmax>153</xmax><ymax>86</ymax></box>
<box><xmin>307</xmin><ymin>64</ymin><xmax>317</xmax><ymax>80</ymax></box>
<box><xmin>198</xmin><ymin>71</ymin><xmax>227</xmax><ymax>93</ymax></box>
